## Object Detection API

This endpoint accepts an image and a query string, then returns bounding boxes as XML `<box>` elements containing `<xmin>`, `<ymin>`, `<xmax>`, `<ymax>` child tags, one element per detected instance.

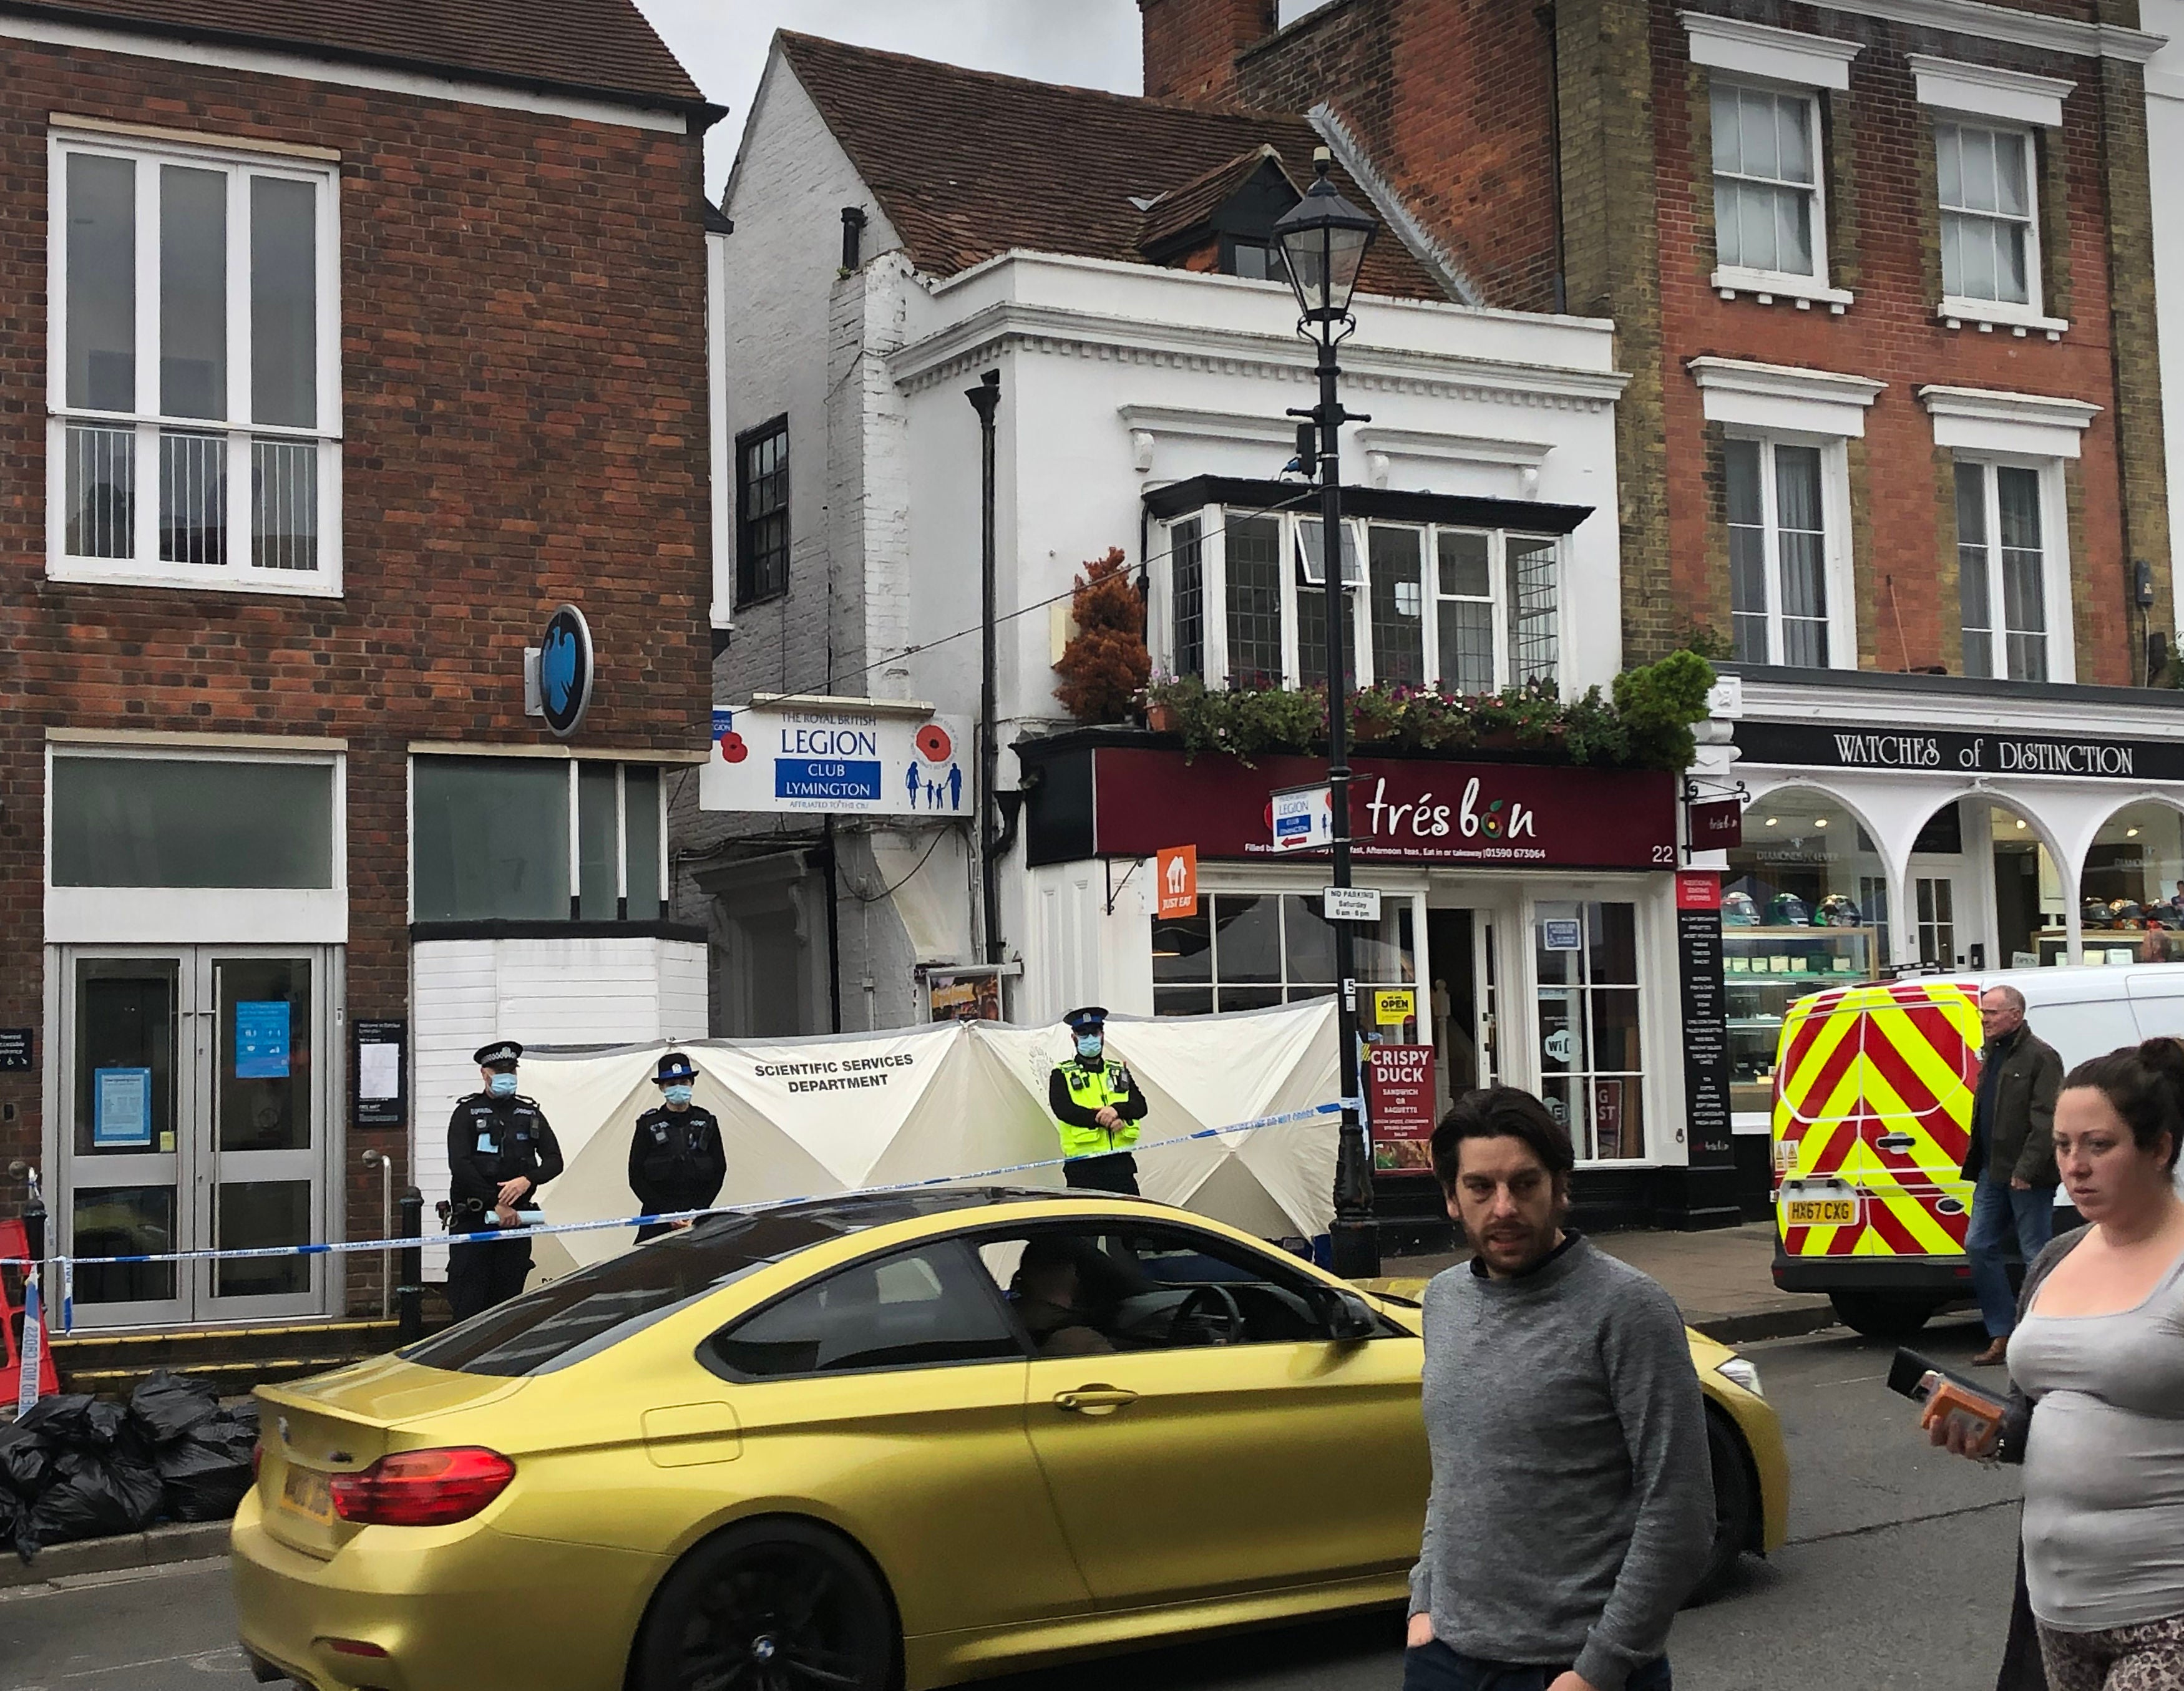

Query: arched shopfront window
<box><xmin>1981</xmin><ymin>801</ymin><xmax>2068</xmax><ymax>968</ymax></box>
<box><xmin>2082</xmin><ymin>802</ymin><xmax>2184</xmax><ymax>964</ymax></box>
<box><xmin>1722</xmin><ymin>789</ymin><xmax>1886</xmax><ymax>1121</ymax></box>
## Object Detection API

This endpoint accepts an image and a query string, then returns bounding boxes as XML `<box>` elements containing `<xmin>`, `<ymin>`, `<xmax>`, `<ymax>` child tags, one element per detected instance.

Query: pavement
<box><xmin>0</xmin><ymin>1310</ymin><xmax>2022</xmax><ymax>1691</ymax></box>
<box><xmin>1385</xmin><ymin>1218</ymin><xmax>1847</xmax><ymax>1344</ymax></box>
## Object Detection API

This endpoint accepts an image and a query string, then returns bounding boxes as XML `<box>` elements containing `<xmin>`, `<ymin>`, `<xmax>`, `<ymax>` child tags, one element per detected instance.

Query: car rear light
<box><xmin>329</xmin><ymin>1448</ymin><xmax>515</xmax><ymax>1527</ymax></box>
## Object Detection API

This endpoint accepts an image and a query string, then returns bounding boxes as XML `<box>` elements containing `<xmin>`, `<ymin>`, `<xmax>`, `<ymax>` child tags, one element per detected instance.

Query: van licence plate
<box><xmin>281</xmin><ymin>1465</ymin><xmax>334</xmax><ymax>1525</ymax></box>
<box><xmin>1785</xmin><ymin>1197</ymin><xmax>1857</xmax><ymax>1227</ymax></box>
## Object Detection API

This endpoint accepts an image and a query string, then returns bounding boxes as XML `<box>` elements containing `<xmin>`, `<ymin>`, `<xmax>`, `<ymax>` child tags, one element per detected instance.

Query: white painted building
<box><xmin>690</xmin><ymin>35</ymin><xmax>1768</xmax><ymax>1230</ymax></box>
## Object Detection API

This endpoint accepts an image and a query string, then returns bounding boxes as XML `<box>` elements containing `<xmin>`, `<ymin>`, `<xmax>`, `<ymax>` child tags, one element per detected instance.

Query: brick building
<box><xmin>0</xmin><ymin>0</ymin><xmax>718</xmax><ymax>1341</ymax></box>
<box><xmin>1147</xmin><ymin>0</ymin><xmax>2183</xmax><ymax>1194</ymax></box>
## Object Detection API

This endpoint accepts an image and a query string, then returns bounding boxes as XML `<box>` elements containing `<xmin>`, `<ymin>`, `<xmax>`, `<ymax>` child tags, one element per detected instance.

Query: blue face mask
<box><xmin>663</xmin><ymin>1084</ymin><xmax>694</xmax><ymax>1106</ymax></box>
<box><xmin>1076</xmin><ymin>1035</ymin><xmax>1103</xmax><ymax>1061</ymax></box>
<box><xmin>488</xmin><ymin>1071</ymin><xmax>519</xmax><ymax>1098</ymax></box>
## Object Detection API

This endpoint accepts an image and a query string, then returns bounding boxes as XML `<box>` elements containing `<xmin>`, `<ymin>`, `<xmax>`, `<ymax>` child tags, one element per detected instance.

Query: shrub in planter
<box><xmin>1054</xmin><ymin>548</ymin><xmax>1150</xmax><ymax>723</ymax></box>
<box><xmin>1613</xmin><ymin>649</ymin><xmax>1717</xmax><ymax>771</ymax></box>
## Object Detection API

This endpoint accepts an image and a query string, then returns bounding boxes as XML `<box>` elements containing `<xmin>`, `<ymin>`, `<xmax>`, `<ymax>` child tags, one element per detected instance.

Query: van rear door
<box><xmin>1775</xmin><ymin>980</ymin><xmax>1978</xmax><ymax>1261</ymax></box>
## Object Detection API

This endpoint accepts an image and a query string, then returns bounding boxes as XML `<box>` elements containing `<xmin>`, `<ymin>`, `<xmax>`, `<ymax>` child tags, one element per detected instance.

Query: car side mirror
<box><xmin>1314</xmin><ymin>1287</ymin><xmax>1380</xmax><ymax>1342</ymax></box>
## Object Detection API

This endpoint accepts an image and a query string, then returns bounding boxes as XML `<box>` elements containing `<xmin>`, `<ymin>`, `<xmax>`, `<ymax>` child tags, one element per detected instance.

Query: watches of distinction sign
<box><xmin>702</xmin><ymin>704</ymin><xmax>975</xmax><ymax>816</ymax></box>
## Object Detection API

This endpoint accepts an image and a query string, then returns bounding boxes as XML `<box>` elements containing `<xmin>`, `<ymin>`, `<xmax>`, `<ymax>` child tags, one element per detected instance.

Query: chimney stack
<box><xmin>1139</xmin><ymin>0</ymin><xmax>1277</xmax><ymax>107</ymax></box>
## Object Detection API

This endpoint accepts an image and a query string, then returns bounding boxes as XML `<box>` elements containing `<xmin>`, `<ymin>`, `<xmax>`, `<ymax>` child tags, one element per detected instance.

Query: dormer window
<box><xmin>1226</xmin><ymin>240</ymin><xmax>1287</xmax><ymax>282</ymax></box>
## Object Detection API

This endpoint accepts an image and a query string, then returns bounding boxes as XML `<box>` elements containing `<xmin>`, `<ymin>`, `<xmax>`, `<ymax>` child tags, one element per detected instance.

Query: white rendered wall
<box><xmin>412</xmin><ymin>937</ymin><xmax>706</xmax><ymax>1267</ymax></box>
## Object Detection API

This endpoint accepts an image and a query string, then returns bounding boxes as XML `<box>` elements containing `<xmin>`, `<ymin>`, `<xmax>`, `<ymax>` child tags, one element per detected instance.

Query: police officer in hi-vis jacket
<box><xmin>1048</xmin><ymin>1006</ymin><xmax>1149</xmax><ymax>1194</ymax></box>
<box><xmin>446</xmin><ymin>1040</ymin><xmax>563</xmax><ymax>1322</ymax></box>
<box><xmin>628</xmin><ymin>1051</ymin><xmax>726</xmax><ymax>1243</ymax></box>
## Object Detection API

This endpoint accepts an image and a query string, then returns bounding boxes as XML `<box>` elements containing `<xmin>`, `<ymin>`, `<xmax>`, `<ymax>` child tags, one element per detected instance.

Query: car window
<box><xmin>704</xmin><ymin>1239</ymin><xmax>1026</xmax><ymax>1380</ymax></box>
<box><xmin>402</xmin><ymin>1209</ymin><xmax>853</xmax><ymax>1377</ymax></box>
<box><xmin>977</xmin><ymin>1223</ymin><xmax>1393</xmax><ymax>1356</ymax></box>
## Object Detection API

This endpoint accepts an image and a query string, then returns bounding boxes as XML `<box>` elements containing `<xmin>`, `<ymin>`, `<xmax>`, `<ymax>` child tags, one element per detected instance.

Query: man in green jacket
<box><xmin>1048</xmin><ymin>1006</ymin><xmax>1148</xmax><ymax>1194</ymax></box>
<box><xmin>1961</xmin><ymin>984</ymin><xmax>2064</xmax><ymax>1365</ymax></box>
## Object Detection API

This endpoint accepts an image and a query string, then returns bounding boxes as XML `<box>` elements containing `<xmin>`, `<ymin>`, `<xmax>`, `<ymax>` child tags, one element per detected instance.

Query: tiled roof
<box><xmin>11</xmin><ymin>0</ymin><xmax>708</xmax><ymax>110</ymax></box>
<box><xmin>778</xmin><ymin>32</ymin><xmax>1442</xmax><ymax>299</ymax></box>
<box><xmin>1138</xmin><ymin>144</ymin><xmax>1291</xmax><ymax>255</ymax></box>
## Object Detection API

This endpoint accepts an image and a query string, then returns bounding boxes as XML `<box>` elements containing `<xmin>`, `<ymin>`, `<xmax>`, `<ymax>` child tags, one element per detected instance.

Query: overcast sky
<box><xmin>633</xmin><ymin>0</ymin><xmax>1335</xmax><ymax>199</ymax></box>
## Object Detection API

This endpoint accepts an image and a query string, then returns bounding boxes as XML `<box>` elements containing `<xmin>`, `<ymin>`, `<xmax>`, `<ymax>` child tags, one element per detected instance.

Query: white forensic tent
<box><xmin>506</xmin><ymin>1000</ymin><xmax>1340</xmax><ymax>1278</ymax></box>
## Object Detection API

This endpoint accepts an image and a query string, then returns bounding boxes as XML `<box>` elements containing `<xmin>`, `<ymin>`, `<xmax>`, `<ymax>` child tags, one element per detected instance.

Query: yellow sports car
<box><xmin>231</xmin><ymin>1188</ymin><xmax>1788</xmax><ymax>1691</ymax></box>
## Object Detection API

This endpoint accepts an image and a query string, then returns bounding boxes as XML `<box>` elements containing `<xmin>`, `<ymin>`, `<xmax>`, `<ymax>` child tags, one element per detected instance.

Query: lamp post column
<box><xmin>1317</xmin><ymin>339</ymin><xmax>1378</xmax><ymax>1279</ymax></box>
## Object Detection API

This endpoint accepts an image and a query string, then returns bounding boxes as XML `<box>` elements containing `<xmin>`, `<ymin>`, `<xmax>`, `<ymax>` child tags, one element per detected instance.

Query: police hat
<box><xmin>1063</xmin><ymin>1006</ymin><xmax>1109</xmax><ymax>1035</ymax></box>
<box><xmin>474</xmin><ymin>1040</ymin><xmax>522</xmax><ymax>1070</ymax></box>
<box><xmin>655</xmin><ymin>1051</ymin><xmax>698</xmax><ymax>1085</ymax></box>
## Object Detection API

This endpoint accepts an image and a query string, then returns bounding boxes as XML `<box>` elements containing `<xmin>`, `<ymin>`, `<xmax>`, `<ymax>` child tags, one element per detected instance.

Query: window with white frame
<box><xmin>1711</xmin><ymin>82</ymin><xmax>1825</xmax><ymax>282</ymax></box>
<box><xmin>1938</xmin><ymin>122</ymin><xmax>2039</xmax><ymax>309</ymax></box>
<box><xmin>1161</xmin><ymin>507</ymin><xmax>1562</xmax><ymax>696</ymax></box>
<box><xmin>51</xmin><ymin>134</ymin><xmax>339</xmax><ymax>591</ymax></box>
<box><xmin>1725</xmin><ymin>437</ymin><xmax>1830</xmax><ymax>667</ymax></box>
<box><xmin>1955</xmin><ymin>460</ymin><xmax>2050</xmax><ymax>682</ymax></box>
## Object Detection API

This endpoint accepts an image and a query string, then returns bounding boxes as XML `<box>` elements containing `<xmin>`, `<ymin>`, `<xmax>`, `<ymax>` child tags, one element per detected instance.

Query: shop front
<box><xmin>1015</xmin><ymin>732</ymin><xmax>1737</xmax><ymax>1235</ymax></box>
<box><xmin>1715</xmin><ymin>673</ymin><xmax>2184</xmax><ymax>1149</ymax></box>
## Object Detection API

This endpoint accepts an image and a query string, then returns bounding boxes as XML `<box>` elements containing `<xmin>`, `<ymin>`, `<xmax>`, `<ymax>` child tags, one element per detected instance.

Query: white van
<box><xmin>1769</xmin><ymin>962</ymin><xmax>2184</xmax><ymax>1338</ymax></box>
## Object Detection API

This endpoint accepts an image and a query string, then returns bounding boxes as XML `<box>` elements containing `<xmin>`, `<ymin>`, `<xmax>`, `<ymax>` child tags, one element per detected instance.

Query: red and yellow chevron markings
<box><xmin>1773</xmin><ymin>979</ymin><xmax>1980</xmax><ymax>1261</ymax></box>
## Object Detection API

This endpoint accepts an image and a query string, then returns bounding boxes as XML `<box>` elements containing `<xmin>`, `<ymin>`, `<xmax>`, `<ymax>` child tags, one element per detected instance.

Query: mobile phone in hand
<box><xmin>1890</xmin><ymin>1347</ymin><xmax>2006</xmax><ymax>1449</ymax></box>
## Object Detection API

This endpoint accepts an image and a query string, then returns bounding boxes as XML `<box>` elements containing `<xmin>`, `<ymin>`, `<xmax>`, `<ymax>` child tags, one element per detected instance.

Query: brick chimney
<box><xmin>1139</xmin><ymin>0</ymin><xmax>1277</xmax><ymax>107</ymax></box>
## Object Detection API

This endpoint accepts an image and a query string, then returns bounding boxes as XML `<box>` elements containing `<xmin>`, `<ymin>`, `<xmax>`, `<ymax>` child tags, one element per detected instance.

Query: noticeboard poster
<box><xmin>1367</xmin><ymin>1043</ymin><xmax>1437</xmax><ymax>1171</ymax></box>
<box><xmin>927</xmin><ymin>972</ymin><xmax>1002</xmax><ymax>1023</ymax></box>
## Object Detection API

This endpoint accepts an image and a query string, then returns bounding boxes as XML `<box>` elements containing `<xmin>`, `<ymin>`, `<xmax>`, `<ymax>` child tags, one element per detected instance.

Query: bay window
<box><xmin>51</xmin><ymin>133</ymin><xmax>339</xmax><ymax>592</ymax></box>
<box><xmin>1156</xmin><ymin>503</ymin><xmax>1565</xmax><ymax>696</ymax></box>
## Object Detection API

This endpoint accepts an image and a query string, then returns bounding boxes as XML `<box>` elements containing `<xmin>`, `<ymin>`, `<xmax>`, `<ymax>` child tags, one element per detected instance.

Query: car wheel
<box><xmin>633</xmin><ymin>1519</ymin><xmax>898</xmax><ymax>1691</ymax></box>
<box><xmin>1689</xmin><ymin>1407</ymin><xmax>1758</xmax><ymax>1605</ymax></box>
<box><xmin>1828</xmin><ymin>1290</ymin><xmax>1935</xmax><ymax>1341</ymax></box>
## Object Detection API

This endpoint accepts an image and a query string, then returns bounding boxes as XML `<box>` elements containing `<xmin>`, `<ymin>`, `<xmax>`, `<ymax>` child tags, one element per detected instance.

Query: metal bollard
<box><xmin>396</xmin><ymin>1186</ymin><xmax>424</xmax><ymax>1345</ymax></box>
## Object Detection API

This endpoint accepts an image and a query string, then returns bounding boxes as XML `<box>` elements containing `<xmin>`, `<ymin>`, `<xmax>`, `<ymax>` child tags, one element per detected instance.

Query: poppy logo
<box><xmin>719</xmin><ymin>732</ymin><xmax>748</xmax><ymax>764</ymax></box>
<box><xmin>915</xmin><ymin>724</ymin><xmax>953</xmax><ymax>763</ymax></box>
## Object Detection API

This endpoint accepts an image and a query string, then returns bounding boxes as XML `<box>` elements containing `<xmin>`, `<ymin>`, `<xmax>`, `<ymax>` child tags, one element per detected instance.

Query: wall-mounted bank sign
<box><xmin>535</xmin><ymin>604</ymin><xmax>594</xmax><ymax>739</ymax></box>
<box><xmin>701</xmin><ymin>703</ymin><xmax>975</xmax><ymax>817</ymax></box>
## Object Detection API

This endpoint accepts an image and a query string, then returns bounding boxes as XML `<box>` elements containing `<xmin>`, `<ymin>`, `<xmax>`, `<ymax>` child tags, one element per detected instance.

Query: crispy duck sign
<box><xmin>1088</xmin><ymin>748</ymin><xmax>1677</xmax><ymax>870</ymax></box>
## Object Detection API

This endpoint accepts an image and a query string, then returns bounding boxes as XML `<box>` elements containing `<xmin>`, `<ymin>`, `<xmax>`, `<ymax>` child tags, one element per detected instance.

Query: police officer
<box><xmin>446</xmin><ymin>1041</ymin><xmax>563</xmax><ymax>1322</ymax></box>
<box><xmin>1049</xmin><ymin>1006</ymin><xmax>1148</xmax><ymax>1194</ymax></box>
<box><xmin>629</xmin><ymin>1051</ymin><xmax>726</xmax><ymax>1244</ymax></box>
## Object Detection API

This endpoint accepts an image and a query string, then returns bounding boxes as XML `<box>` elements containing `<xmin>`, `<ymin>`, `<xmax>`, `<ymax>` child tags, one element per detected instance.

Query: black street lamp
<box><xmin>1274</xmin><ymin>149</ymin><xmax>1381</xmax><ymax>1278</ymax></box>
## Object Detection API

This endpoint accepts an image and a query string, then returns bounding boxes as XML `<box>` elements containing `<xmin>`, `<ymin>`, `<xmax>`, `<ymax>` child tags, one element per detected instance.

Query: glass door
<box><xmin>58</xmin><ymin>947</ymin><xmax>330</xmax><ymax>1327</ymax></box>
<box><xmin>198</xmin><ymin>953</ymin><xmax>323</xmax><ymax>1319</ymax></box>
<box><xmin>64</xmin><ymin>955</ymin><xmax>188</xmax><ymax>1326</ymax></box>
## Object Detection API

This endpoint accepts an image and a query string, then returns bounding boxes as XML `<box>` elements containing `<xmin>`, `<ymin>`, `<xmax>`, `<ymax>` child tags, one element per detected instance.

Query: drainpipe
<box><xmin>967</xmin><ymin>371</ymin><xmax>1005</xmax><ymax>970</ymax></box>
<box><xmin>1539</xmin><ymin>6</ymin><xmax>1567</xmax><ymax>314</ymax></box>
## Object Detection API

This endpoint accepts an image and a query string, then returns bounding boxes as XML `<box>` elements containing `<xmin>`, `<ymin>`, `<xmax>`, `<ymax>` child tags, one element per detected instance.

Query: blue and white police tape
<box><xmin>0</xmin><ymin>1098</ymin><xmax>1360</xmax><ymax>1276</ymax></box>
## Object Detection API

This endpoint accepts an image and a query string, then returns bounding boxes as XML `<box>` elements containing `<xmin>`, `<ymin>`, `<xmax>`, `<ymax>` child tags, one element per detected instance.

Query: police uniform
<box><xmin>1048</xmin><ymin>1006</ymin><xmax>1148</xmax><ymax>1195</ymax></box>
<box><xmin>629</xmin><ymin>1051</ymin><xmax>726</xmax><ymax>1244</ymax></box>
<box><xmin>446</xmin><ymin>1040</ymin><xmax>565</xmax><ymax>1322</ymax></box>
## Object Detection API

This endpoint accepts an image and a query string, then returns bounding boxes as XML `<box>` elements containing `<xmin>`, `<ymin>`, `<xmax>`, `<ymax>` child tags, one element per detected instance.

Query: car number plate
<box><xmin>281</xmin><ymin>1464</ymin><xmax>334</xmax><ymax>1526</ymax></box>
<box><xmin>1785</xmin><ymin>1197</ymin><xmax>1857</xmax><ymax>1226</ymax></box>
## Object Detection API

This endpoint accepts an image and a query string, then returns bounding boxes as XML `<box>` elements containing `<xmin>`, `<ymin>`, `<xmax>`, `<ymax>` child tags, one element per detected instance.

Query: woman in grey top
<box><xmin>1939</xmin><ymin>1038</ymin><xmax>2184</xmax><ymax>1690</ymax></box>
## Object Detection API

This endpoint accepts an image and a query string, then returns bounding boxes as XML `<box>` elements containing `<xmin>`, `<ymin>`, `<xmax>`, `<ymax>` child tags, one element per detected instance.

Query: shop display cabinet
<box><xmin>1724</xmin><ymin>925</ymin><xmax>1879</xmax><ymax>1119</ymax></box>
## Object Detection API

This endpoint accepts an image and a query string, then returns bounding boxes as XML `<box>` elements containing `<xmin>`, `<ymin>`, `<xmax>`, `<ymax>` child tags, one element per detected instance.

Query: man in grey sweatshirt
<box><xmin>1404</xmin><ymin>1087</ymin><xmax>1714</xmax><ymax>1691</ymax></box>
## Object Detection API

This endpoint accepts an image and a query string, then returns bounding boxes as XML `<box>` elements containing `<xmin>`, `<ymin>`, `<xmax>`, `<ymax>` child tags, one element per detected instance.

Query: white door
<box><xmin>56</xmin><ymin>947</ymin><xmax>334</xmax><ymax>1328</ymax></box>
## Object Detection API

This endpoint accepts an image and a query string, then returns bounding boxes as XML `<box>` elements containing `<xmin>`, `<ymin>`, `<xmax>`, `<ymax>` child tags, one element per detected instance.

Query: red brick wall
<box><xmin>1140</xmin><ymin>0</ymin><xmax>1280</xmax><ymax>106</ymax></box>
<box><xmin>1649</xmin><ymin>4</ymin><xmax>2130</xmax><ymax>680</ymax></box>
<box><xmin>1232</xmin><ymin>0</ymin><xmax>1564</xmax><ymax>311</ymax></box>
<box><xmin>0</xmin><ymin>36</ymin><xmax>712</xmax><ymax>1306</ymax></box>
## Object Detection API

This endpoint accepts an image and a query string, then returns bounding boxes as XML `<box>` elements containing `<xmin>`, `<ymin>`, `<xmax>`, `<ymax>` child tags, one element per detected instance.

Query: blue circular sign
<box><xmin>539</xmin><ymin>603</ymin><xmax>593</xmax><ymax>738</ymax></box>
